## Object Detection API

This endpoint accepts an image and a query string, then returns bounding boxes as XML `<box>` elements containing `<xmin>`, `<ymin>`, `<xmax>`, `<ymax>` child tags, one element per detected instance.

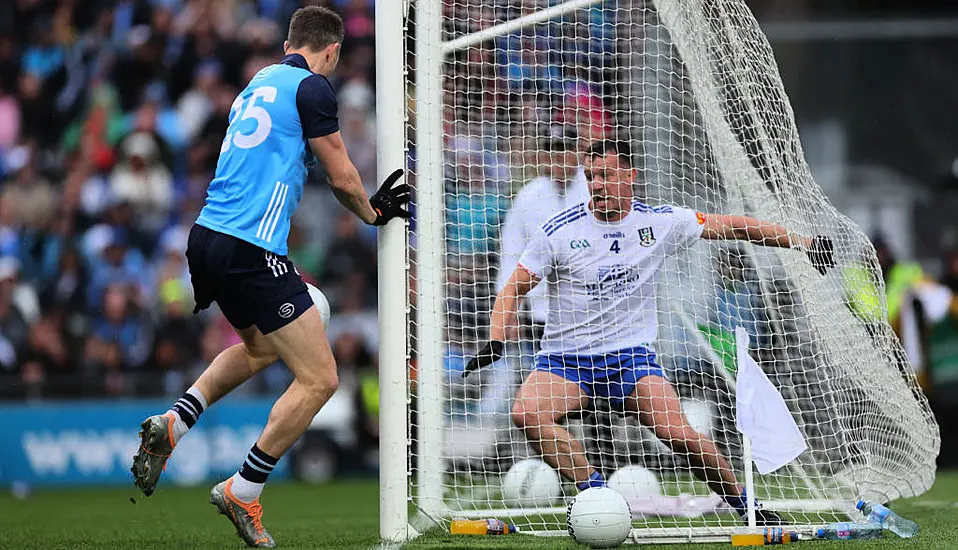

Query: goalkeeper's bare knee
<box><xmin>511</xmin><ymin>400</ymin><xmax>558</xmax><ymax>435</ymax></box>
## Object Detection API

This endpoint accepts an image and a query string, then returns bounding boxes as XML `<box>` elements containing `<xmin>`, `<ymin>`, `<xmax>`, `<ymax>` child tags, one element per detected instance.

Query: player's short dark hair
<box><xmin>586</xmin><ymin>140</ymin><xmax>633</xmax><ymax>168</ymax></box>
<box><xmin>287</xmin><ymin>6</ymin><xmax>345</xmax><ymax>51</ymax></box>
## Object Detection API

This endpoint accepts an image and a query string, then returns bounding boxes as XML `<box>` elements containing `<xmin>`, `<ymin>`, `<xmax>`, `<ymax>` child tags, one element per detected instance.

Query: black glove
<box><xmin>462</xmin><ymin>341</ymin><xmax>504</xmax><ymax>378</ymax></box>
<box><xmin>369</xmin><ymin>168</ymin><xmax>411</xmax><ymax>226</ymax></box>
<box><xmin>804</xmin><ymin>235</ymin><xmax>835</xmax><ymax>275</ymax></box>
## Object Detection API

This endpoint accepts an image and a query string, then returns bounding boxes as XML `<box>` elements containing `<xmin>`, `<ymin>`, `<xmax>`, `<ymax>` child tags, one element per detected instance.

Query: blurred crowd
<box><xmin>7</xmin><ymin>0</ymin><xmax>952</xmax><ymax>431</ymax></box>
<box><xmin>0</xmin><ymin>0</ymin><xmax>381</xmax><ymax>403</ymax></box>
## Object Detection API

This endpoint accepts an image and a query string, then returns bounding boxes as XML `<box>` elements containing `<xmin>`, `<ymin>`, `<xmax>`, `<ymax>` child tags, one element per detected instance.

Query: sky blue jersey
<box><xmin>196</xmin><ymin>54</ymin><xmax>339</xmax><ymax>255</ymax></box>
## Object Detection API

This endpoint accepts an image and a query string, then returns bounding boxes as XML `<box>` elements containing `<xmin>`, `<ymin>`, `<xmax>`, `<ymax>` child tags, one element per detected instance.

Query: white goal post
<box><xmin>377</xmin><ymin>0</ymin><xmax>940</xmax><ymax>544</ymax></box>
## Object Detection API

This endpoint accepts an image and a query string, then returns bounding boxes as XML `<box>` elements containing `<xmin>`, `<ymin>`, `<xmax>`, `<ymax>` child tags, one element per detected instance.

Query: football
<box><xmin>500</xmin><ymin>458</ymin><xmax>562</xmax><ymax>507</ymax></box>
<box><xmin>306</xmin><ymin>282</ymin><xmax>331</xmax><ymax>328</ymax></box>
<box><xmin>607</xmin><ymin>465</ymin><xmax>662</xmax><ymax>498</ymax></box>
<box><xmin>566</xmin><ymin>487</ymin><xmax>632</xmax><ymax>548</ymax></box>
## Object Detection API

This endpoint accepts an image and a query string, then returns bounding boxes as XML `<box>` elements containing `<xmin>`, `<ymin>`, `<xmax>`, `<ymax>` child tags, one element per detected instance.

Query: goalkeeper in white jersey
<box><xmin>465</xmin><ymin>139</ymin><xmax>834</xmax><ymax>525</ymax></box>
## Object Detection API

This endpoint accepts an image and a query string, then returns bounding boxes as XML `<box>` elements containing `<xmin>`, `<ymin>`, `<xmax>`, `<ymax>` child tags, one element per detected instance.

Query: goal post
<box><xmin>375</xmin><ymin>0</ymin><xmax>409</xmax><ymax>542</ymax></box>
<box><xmin>382</xmin><ymin>0</ymin><xmax>941</xmax><ymax>543</ymax></box>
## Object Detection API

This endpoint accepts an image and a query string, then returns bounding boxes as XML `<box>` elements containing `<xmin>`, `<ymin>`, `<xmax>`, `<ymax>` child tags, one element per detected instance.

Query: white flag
<box><xmin>735</xmin><ymin>327</ymin><xmax>807</xmax><ymax>474</ymax></box>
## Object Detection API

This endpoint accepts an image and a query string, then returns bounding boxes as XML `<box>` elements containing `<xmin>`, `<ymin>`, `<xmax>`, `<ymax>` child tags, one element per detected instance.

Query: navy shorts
<box><xmin>186</xmin><ymin>224</ymin><xmax>311</xmax><ymax>334</ymax></box>
<box><xmin>533</xmin><ymin>346</ymin><xmax>665</xmax><ymax>409</ymax></box>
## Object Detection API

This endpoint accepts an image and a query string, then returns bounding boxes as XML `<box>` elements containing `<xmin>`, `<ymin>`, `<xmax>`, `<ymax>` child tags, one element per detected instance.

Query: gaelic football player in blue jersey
<box><xmin>131</xmin><ymin>7</ymin><xmax>409</xmax><ymax>547</ymax></box>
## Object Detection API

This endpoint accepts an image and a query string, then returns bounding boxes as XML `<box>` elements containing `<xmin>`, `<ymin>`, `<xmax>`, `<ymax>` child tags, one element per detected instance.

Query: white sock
<box><xmin>166</xmin><ymin>387</ymin><xmax>209</xmax><ymax>444</ymax></box>
<box><xmin>166</xmin><ymin>410</ymin><xmax>190</xmax><ymax>444</ymax></box>
<box><xmin>229</xmin><ymin>472</ymin><xmax>265</xmax><ymax>503</ymax></box>
<box><xmin>186</xmin><ymin>387</ymin><xmax>208</xmax><ymax>410</ymax></box>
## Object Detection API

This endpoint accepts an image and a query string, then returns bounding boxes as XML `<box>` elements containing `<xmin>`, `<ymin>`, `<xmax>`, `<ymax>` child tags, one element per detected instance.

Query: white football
<box><xmin>567</xmin><ymin>487</ymin><xmax>632</xmax><ymax>548</ymax></box>
<box><xmin>501</xmin><ymin>459</ymin><xmax>562</xmax><ymax>508</ymax></box>
<box><xmin>305</xmin><ymin>282</ymin><xmax>331</xmax><ymax>328</ymax></box>
<box><xmin>607</xmin><ymin>465</ymin><xmax>662</xmax><ymax>498</ymax></box>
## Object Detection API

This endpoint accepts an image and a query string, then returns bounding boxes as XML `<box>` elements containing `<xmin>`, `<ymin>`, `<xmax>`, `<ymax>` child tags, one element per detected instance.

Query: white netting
<box><xmin>405</xmin><ymin>0</ymin><xmax>939</xmax><ymax>540</ymax></box>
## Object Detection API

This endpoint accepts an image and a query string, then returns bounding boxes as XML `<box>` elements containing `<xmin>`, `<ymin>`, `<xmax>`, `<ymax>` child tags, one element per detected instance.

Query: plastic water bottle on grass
<box><xmin>857</xmin><ymin>500</ymin><xmax>918</xmax><ymax>538</ymax></box>
<box><xmin>816</xmin><ymin>522</ymin><xmax>882</xmax><ymax>540</ymax></box>
<box><xmin>450</xmin><ymin>518</ymin><xmax>518</xmax><ymax>535</ymax></box>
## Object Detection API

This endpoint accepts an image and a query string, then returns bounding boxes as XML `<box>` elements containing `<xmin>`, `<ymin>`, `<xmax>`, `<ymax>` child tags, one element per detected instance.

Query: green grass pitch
<box><xmin>3</xmin><ymin>473</ymin><xmax>958</xmax><ymax>549</ymax></box>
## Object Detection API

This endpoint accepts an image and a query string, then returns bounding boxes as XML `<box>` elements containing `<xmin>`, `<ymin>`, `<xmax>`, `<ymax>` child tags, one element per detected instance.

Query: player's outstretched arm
<box><xmin>700</xmin><ymin>213</ymin><xmax>835</xmax><ymax>274</ymax></box>
<box><xmin>310</xmin><ymin>133</ymin><xmax>411</xmax><ymax>226</ymax></box>
<box><xmin>463</xmin><ymin>266</ymin><xmax>540</xmax><ymax>378</ymax></box>
<box><xmin>310</xmin><ymin>132</ymin><xmax>378</xmax><ymax>223</ymax></box>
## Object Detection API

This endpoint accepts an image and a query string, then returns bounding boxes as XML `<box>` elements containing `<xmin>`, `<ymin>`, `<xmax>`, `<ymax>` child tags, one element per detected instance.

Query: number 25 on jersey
<box><xmin>221</xmin><ymin>86</ymin><xmax>277</xmax><ymax>153</ymax></box>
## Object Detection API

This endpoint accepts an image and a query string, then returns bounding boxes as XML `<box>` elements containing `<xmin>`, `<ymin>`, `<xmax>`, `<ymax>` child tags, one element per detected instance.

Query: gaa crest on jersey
<box><xmin>638</xmin><ymin>226</ymin><xmax>656</xmax><ymax>247</ymax></box>
<box><xmin>570</xmin><ymin>239</ymin><xmax>591</xmax><ymax>249</ymax></box>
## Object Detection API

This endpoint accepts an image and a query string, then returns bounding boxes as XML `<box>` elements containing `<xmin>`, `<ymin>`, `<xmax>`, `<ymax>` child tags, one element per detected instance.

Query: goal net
<box><xmin>400</xmin><ymin>0</ymin><xmax>939</xmax><ymax>542</ymax></box>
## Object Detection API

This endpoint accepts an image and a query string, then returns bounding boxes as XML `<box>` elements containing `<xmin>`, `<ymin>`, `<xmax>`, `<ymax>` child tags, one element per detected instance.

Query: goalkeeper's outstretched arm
<box><xmin>463</xmin><ymin>266</ymin><xmax>540</xmax><ymax>377</ymax></box>
<box><xmin>700</xmin><ymin>213</ymin><xmax>835</xmax><ymax>274</ymax></box>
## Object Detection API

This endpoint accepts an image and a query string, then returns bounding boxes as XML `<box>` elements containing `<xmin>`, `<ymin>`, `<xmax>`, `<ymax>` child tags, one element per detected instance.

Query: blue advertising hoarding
<box><xmin>0</xmin><ymin>398</ymin><xmax>288</xmax><ymax>487</ymax></box>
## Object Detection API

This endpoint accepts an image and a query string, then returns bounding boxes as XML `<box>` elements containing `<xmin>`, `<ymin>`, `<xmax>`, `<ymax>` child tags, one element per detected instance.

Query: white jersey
<box><xmin>497</xmin><ymin>169</ymin><xmax>590</xmax><ymax>323</ymax></box>
<box><xmin>518</xmin><ymin>200</ymin><xmax>705</xmax><ymax>355</ymax></box>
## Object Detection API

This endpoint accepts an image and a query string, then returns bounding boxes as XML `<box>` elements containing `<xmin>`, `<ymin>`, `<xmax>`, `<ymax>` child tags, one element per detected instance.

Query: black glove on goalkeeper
<box><xmin>369</xmin><ymin>168</ymin><xmax>411</xmax><ymax>226</ymax></box>
<box><xmin>462</xmin><ymin>341</ymin><xmax>504</xmax><ymax>378</ymax></box>
<box><xmin>803</xmin><ymin>235</ymin><xmax>835</xmax><ymax>275</ymax></box>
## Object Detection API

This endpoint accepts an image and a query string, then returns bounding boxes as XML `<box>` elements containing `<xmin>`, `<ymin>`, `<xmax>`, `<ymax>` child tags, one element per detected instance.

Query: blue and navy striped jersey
<box><xmin>196</xmin><ymin>54</ymin><xmax>339</xmax><ymax>255</ymax></box>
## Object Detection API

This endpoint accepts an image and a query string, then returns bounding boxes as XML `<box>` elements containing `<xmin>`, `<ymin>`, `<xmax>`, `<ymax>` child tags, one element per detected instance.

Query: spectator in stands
<box><xmin>21</xmin><ymin>16</ymin><xmax>64</xmax><ymax>82</ymax></box>
<box><xmin>87</xmin><ymin>283</ymin><xmax>152</xmax><ymax>370</ymax></box>
<box><xmin>112</xmin><ymin>24</ymin><xmax>164</xmax><ymax>112</ymax></box>
<box><xmin>60</xmin><ymin>84</ymin><xmax>125</xmax><ymax>170</ymax></box>
<box><xmin>56</xmin><ymin>6</ymin><xmax>117</xmax><ymax>116</ymax></box>
<box><xmin>322</xmin><ymin>212</ymin><xmax>377</xmax><ymax>310</ymax></box>
<box><xmin>109</xmin><ymin>131</ymin><xmax>174</xmax><ymax>234</ymax></box>
<box><xmin>0</xmin><ymin>258</ymin><xmax>32</xmax><ymax>371</ymax></box>
<box><xmin>152</xmin><ymin>228</ymin><xmax>191</xmax><ymax>309</ymax></box>
<box><xmin>336</xmin><ymin>49</ymin><xmax>374</xmax><ymax>113</ymax></box>
<box><xmin>193</xmin><ymin>81</ymin><xmax>238</xmax><ymax>166</ymax></box>
<box><xmin>176</xmin><ymin>60</ymin><xmax>222</xmax><ymax>142</ymax></box>
<box><xmin>502</xmin><ymin>34</ymin><xmax>562</xmax><ymax>96</ymax></box>
<box><xmin>0</xmin><ymin>196</ymin><xmax>21</xmax><ymax>263</ymax></box>
<box><xmin>332</xmin><ymin>331</ymin><xmax>379</xmax><ymax>466</ymax></box>
<box><xmin>497</xmin><ymin>129</ymin><xmax>587</xmax><ymax>340</ymax></box>
<box><xmin>85</xmin><ymin>226</ymin><xmax>147</xmax><ymax>311</ymax></box>
<box><xmin>558</xmin><ymin>60</ymin><xmax>611</xmax><ymax>144</ymax></box>
<box><xmin>149</xmin><ymin>273</ymin><xmax>201</xmax><ymax>393</ymax></box>
<box><xmin>342</xmin><ymin>0</ymin><xmax>375</xmax><ymax>44</ymax></box>
<box><xmin>340</xmin><ymin>105</ymin><xmax>377</xmax><ymax>195</ymax></box>
<box><xmin>20</xmin><ymin>305</ymin><xmax>70</xmax><ymax>392</ymax></box>
<box><xmin>875</xmin><ymin>236</ymin><xmax>927</xmax><ymax>330</ymax></box>
<box><xmin>0</xmin><ymin>81</ymin><xmax>20</xmax><ymax>151</ymax></box>
<box><xmin>2</xmin><ymin>145</ymin><xmax>57</xmax><ymax>236</ymax></box>
<box><xmin>0</xmin><ymin>0</ymin><xmax>386</xmax><ymax>401</ymax></box>
<box><xmin>17</xmin><ymin>71</ymin><xmax>59</xmax><ymax>149</ymax></box>
<box><xmin>128</xmin><ymin>82</ymin><xmax>187</xmax><ymax>153</ymax></box>
<box><xmin>40</xmin><ymin>244</ymin><xmax>88</xmax><ymax>314</ymax></box>
<box><xmin>0</xmin><ymin>36</ymin><xmax>18</xmax><ymax>96</ymax></box>
<box><xmin>444</xmin><ymin>136</ymin><xmax>509</xmax><ymax>260</ymax></box>
<box><xmin>700</xmin><ymin>246</ymin><xmax>771</xmax><ymax>370</ymax></box>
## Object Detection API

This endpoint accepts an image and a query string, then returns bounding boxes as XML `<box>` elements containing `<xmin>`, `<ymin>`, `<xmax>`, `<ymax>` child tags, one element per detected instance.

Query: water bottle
<box><xmin>731</xmin><ymin>528</ymin><xmax>800</xmax><ymax>546</ymax></box>
<box><xmin>816</xmin><ymin>522</ymin><xmax>883</xmax><ymax>540</ymax></box>
<box><xmin>857</xmin><ymin>500</ymin><xmax>918</xmax><ymax>538</ymax></box>
<box><xmin>450</xmin><ymin>518</ymin><xmax>519</xmax><ymax>535</ymax></box>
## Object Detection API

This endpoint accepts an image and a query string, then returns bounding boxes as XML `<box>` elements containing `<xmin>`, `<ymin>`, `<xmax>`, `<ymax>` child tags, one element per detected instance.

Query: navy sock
<box><xmin>725</xmin><ymin>487</ymin><xmax>753</xmax><ymax>515</ymax></box>
<box><xmin>577</xmin><ymin>471</ymin><xmax>607</xmax><ymax>491</ymax></box>
<box><xmin>171</xmin><ymin>392</ymin><xmax>204</xmax><ymax>428</ymax></box>
<box><xmin>239</xmin><ymin>444</ymin><xmax>279</xmax><ymax>484</ymax></box>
